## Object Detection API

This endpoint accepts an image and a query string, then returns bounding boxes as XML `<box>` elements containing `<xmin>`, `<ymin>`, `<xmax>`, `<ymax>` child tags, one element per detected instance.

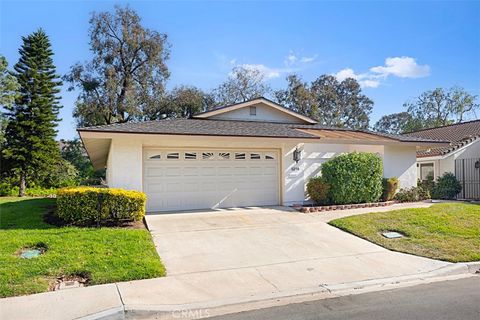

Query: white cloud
<box><xmin>334</xmin><ymin>68</ymin><xmax>357</xmax><ymax>82</ymax></box>
<box><xmin>284</xmin><ymin>52</ymin><xmax>298</xmax><ymax>66</ymax></box>
<box><xmin>370</xmin><ymin>56</ymin><xmax>430</xmax><ymax>78</ymax></box>
<box><xmin>300</xmin><ymin>54</ymin><xmax>318</xmax><ymax>63</ymax></box>
<box><xmin>240</xmin><ymin>64</ymin><xmax>281</xmax><ymax>79</ymax></box>
<box><xmin>226</xmin><ymin>51</ymin><xmax>318</xmax><ymax>81</ymax></box>
<box><xmin>359</xmin><ymin>79</ymin><xmax>380</xmax><ymax>88</ymax></box>
<box><xmin>334</xmin><ymin>56</ymin><xmax>430</xmax><ymax>89</ymax></box>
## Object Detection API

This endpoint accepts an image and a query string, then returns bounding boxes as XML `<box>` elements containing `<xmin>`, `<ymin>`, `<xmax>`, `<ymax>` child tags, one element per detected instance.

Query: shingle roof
<box><xmin>405</xmin><ymin>119</ymin><xmax>480</xmax><ymax>157</ymax></box>
<box><xmin>78</xmin><ymin>118</ymin><xmax>317</xmax><ymax>139</ymax></box>
<box><xmin>78</xmin><ymin>118</ymin><xmax>447</xmax><ymax>144</ymax></box>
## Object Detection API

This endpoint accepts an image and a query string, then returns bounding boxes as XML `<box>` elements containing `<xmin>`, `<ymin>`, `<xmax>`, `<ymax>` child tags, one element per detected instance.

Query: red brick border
<box><xmin>294</xmin><ymin>201</ymin><xmax>397</xmax><ymax>213</ymax></box>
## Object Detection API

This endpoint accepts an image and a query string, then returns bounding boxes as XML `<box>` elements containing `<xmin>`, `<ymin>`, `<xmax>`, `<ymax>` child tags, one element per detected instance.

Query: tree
<box><xmin>0</xmin><ymin>55</ymin><xmax>19</xmax><ymax>108</ymax></box>
<box><xmin>274</xmin><ymin>74</ymin><xmax>316</xmax><ymax>117</ymax></box>
<box><xmin>0</xmin><ymin>56</ymin><xmax>19</xmax><ymax>146</ymax></box>
<box><xmin>60</xmin><ymin>139</ymin><xmax>94</xmax><ymax>181</ymax></box>
<box><xmin>276</xmin><ymin>74</ymin><xmax>372</xmax><ymax>129</ymax></box>
<box><xmin>145</xmin><ymin>85</ymin><xmax>213</xmax><ymax>120</ymax></box>
<box><xmin>374</xmin><ymin>87</ymin><xmax>479</xmax><ymax>134</ymax></box>
<box><xmin>373</xmin><ymin>112</ymin><xmax>417</xmax><ymax>134</ymax></box>
<box><xmin>405</xmin><ymin>87</ymin><xmax>478</xmax><ymax>129</ymax></box>
<box><xmin>212</xmin><ymin>66</ymin><xmax>271</xmax><ymax>105</ymax></box>
<box><xmin>2</xmin><ymin>29</ymin><xmax>63</xmax><ymax>196</ymax></box>
<box><xmin>64</xmin><ymin>5</ymin><xmax>170</xmax><ymax>127</ymax></box>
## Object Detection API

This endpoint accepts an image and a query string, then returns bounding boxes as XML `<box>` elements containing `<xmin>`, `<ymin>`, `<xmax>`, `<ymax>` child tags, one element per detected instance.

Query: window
<box><xmin>250</xmin><ymin>153</ymin><xmax>261</xmax><ymax>160</ymax></box>
<box><xmin>202</xmin><ymin>152</ymin><xmax>214</xmax><ymax>160</ymax></box>
<box><xmin>219</xmin><ymin>152</ymin><xmax>230</xmax><ymax>160</ymax></box>
<box><xmin>419</xmin><ymin>163</ymin><xmax>434</xmax><ymax>181</ymax></box>
<box><xmin>235</xmin><ymin>153</ymin><xmax>246</xmax><ymax>160</ymax></box>
<box><xmin>166</xmin><ymin>152</ymin><xmax>179</xmax><ymax>160</ymax></box>
<box><xmin>185</xmin><ymin>152</ymin><xmax>197</xmax><ymax>160</ymax></box>
<box><xmin>250</xmin><ymin>106</ymin><xmax>257</xmax><ymax>116</ymax></box>
<box><xmin>149</xmin><ymin>154</ymin><xmax>161</xmax><ymax>159</ymax></box>
<box><xmin>265</xmin><ymin>154</ymin><xmax>275</xmax><ymax>160</ymax></box>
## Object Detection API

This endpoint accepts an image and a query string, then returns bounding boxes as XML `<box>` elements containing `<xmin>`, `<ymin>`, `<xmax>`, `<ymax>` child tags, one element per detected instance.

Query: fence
<box><xmin>455</xmin><ymin>158</ymin><xmax>480</xmax><ymax>200</ymax></box>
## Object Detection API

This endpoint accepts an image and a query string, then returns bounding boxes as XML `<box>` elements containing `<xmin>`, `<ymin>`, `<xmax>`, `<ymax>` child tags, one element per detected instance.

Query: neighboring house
<box><xmin>78</xmin><ymin>97</ymin><xmax>447</xmax><ymax>212</ymax></box>
<box><xmin>405</xmin><ymin>120</ymin><xmax>480</xmax><ymax>199</ymax></box>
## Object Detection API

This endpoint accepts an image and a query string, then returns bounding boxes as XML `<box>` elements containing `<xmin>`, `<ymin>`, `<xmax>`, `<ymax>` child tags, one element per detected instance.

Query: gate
<box><xmin>455</xmin><ymin>158</ymin><xmax>480</xmax><ymax>200</ymax></box>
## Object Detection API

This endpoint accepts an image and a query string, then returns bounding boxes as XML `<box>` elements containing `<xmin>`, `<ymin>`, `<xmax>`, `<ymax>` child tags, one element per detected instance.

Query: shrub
<box><xmin>321</xmin><ymin>152</ymin><xmax>383</xmax><ymax>205</ymax></box>
<box><xmin>395</xmin><ymin>185</ymin><xmax>430</xmax><ymax>202</ymax></box>
<box><xmin>0</xmin><ymin>183</ymin><xmax>57</xmax><ymax>197</ymax></box>
<box><xmin>418</xmin><ymin>175</ymin><xmax>435</xmax><ymax>195</ymax></box>
<box><xmin>307</xmin><ymin>177</ymin><xmax>330</xmax><ymax>205</ymax></box>
<box><xmin>56</xmin><ymin>187</ymin><xmax>146</xmax><ymax>226</ymax></box>
<box><xmin>431</xmin><ymin>173</ymin><xmax>462</xmax><ymax>200</ymax></box>
<box><xmin>0</xmin><ymin>182</ymin><xmax>13</xmax><ymax>196</ymax></box>
<box><xmin>382</xmin><ymin>177</ymin><xmax>399</xmax><ymax>201</ymax></box>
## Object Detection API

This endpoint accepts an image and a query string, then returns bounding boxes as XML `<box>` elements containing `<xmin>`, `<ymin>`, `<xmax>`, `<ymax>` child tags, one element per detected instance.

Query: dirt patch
<box><xmin>50</xmin><ymin>272</ymin><xmax>90</xmax><ymax>291</ymax></box>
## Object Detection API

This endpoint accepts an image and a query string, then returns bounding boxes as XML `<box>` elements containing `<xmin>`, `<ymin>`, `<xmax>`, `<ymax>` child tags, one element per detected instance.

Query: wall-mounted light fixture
<box><xmin>475</xmin><ymin>160</ymin><xmax>480</xmax><ymax>169</ymax></box>
<box><xmin>293</xmin><ymin>147</ymin><xmax>302</xmax><ymax>163</ymax></box>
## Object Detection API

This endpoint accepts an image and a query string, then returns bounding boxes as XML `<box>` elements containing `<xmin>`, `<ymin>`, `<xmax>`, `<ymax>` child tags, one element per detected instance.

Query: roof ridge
<box><xmin>407</xmin><ymin>118</ymin><xmax>480</xmax><ymax>134</ymax></box>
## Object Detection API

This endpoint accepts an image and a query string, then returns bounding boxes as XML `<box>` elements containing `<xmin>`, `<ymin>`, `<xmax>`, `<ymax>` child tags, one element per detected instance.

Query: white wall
<box><xmin>107</xmin><ymin>138</ymin><xmax>143</xmax><ymax>191</ymax></box>
<box><xmin>104</xmin><ymin>134</ymin><xmax>419</xmax><ymax>207</ymax></box>
<box><xmin>209</xmin><ymin>103</ymin><xmax>305</xmax><ymax>123</ymax></box>
<box><xmin>383</xmin><ymin>145</ymin><xmax>417</xmax><ymax>189</ymax></box>
<box><xmin>455</xmin><ymin>139</ymin><xmax>480</xmax><ymax>160</ymax></box>
<box><xmin>282</xmin><ymin>143</ymin><xmax>386</xmax><ymax>206</ymax></box>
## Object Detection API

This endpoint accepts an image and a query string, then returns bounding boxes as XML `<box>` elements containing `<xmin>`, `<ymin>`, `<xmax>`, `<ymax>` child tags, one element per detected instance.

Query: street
<box><xmin>208</xmin><ymin>276</ymin><xmax>480</xmax><ymax>320</ymax></box>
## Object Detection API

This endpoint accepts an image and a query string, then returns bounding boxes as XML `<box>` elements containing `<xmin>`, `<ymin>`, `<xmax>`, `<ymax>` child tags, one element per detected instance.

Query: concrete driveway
<box><xmin>145</xmin><ymin>206</ymin><xmax>449</xmax><ymax>284</ymax></box>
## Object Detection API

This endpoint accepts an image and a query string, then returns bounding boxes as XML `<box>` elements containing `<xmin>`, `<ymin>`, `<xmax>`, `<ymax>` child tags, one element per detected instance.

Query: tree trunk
<box><xmin>19</xmin><ymin>172</ymin><xmax>26</xmax><ymax>197</ymax></box>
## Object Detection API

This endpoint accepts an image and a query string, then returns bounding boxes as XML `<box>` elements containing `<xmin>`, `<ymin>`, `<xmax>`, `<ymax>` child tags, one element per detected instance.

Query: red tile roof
<box><xmin>405</xmin><ymin>120</ymin><xmax>480</xmax><ymax>157</ymax></box>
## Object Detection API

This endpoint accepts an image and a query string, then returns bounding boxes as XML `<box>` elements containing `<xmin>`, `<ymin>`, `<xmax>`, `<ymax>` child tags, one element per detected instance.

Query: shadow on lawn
<box><xmin>0</xmin><ymin>198</ymin><xmax>57</xmax><ymax>230</ymax></box>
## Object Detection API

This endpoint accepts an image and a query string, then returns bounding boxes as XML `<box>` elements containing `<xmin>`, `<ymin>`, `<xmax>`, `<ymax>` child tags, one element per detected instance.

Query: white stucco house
<box><xmin>78</xmin><ymin>97</ymin><xmax>447</xmax><ymax>212</ymax></box>
<box><xmin>406</xmin><ymin>120</ymin><xmax>480</xmax><ymax>199</ymax></box>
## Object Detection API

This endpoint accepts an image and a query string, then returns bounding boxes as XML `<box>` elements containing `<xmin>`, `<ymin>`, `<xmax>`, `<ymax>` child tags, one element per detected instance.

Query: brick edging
<box><xmin>294</xmin><ymin>201</ymin><xmax>398</xmax><ymax>213</ymax></box>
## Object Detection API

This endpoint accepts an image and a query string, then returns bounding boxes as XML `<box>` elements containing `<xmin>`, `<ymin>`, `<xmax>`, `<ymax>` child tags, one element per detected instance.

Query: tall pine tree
<box><xmin>3</xmin><ymin>29</ymin><xmax>62</xmax><ymax>196</ymax></box>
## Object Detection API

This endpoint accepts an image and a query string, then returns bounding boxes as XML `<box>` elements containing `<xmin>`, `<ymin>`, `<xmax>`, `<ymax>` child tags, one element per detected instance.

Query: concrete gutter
<box><xmin>1</xmin><ymin>262</ymin><xmax>478</xmax><ymax>320</ymax></box>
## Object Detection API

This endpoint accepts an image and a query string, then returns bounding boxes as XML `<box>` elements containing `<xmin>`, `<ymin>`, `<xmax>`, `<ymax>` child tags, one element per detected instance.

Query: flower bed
<box><xmin>294</xmin><ymin>200</ymin><xmax>397</xmax><ymax>213</ymax></box>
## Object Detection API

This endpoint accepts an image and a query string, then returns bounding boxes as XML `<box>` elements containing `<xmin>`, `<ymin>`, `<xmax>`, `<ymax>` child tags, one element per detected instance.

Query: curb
<box><xmin>114</xmin><ymin>263</ymin><xmax>479</xmax><ymax>320</ymax></box>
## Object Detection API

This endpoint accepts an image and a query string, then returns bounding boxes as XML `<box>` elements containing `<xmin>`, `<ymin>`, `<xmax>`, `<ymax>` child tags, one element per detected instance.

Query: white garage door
<box><xmin>143</xmin><ymin>149</ymin><xmax>280</xmax><ymax>212</ymax></box>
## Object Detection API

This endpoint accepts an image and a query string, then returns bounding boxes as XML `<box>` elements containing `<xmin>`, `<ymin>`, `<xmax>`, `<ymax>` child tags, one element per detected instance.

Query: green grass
<box><xmin>329</xmin><ymin>203</ymin><xmax>480</xmax><ymax>263</ymax></box>
<box><xmin>0</xmin><ymin>197</ymin><xmax>166</xmax><ymax>298</ymax></box>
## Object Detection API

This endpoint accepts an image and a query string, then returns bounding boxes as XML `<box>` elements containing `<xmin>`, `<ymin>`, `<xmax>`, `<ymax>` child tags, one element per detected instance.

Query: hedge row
<box><xmin>57</xmin><ymin>187</ymin><xmax>146</xmax><ymax>226</ymax></box>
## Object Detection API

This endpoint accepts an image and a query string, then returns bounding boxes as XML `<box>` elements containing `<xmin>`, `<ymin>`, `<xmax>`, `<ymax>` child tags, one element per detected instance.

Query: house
<box><xmin>78</xmin><ymin>97</ymin><xmax>447</xmax><ymax>212</ymax></box>
<box><xmin>405</xmin><ymin>120</ymin><xmax>480</xmax><ymax>199</ymax></box>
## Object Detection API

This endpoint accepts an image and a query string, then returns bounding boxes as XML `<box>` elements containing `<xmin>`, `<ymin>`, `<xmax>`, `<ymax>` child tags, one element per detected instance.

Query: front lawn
<box><xmin>0</xmin><ymin>197</ymin><xmax>165</xmax><ymax>298</ymax></box>
<box><xmin>329</xmin><ymin>203</ymin><xmax>480</xmax><ymax>262</ymax></box>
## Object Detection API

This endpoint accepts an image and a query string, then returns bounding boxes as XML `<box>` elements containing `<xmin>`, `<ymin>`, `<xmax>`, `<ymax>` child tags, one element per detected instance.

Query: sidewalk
<box><xmin>1</xmin><ymin>259</ymin><xmax>478</xmax><ymax>320</ymax></box>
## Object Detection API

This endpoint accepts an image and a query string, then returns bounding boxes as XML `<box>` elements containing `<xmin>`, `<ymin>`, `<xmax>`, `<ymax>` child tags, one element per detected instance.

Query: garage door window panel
<box><xmin>185</xmin><ymin>152</ymin><xmax>197</xmax><ymax>160</ymax></box>
<box><xmin>167</xmin><ymin>152</ymin><xmax>180</xmax><ymax>160</ymax></box>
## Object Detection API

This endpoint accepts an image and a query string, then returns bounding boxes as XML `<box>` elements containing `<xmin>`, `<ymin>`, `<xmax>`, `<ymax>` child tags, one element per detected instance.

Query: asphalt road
<box><xmin>208</xmin><ymin>277</ymin><xmax>480</xmax><ymax>320</ymax></box>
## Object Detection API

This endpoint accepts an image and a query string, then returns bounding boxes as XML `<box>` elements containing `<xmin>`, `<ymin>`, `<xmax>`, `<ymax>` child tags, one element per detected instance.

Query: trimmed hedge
<box><xmin>306</xmin><ymin>177</ymin><xmax>330</xmax><ymax>205</ymax></box>
<box><xmin>57</xmin><ymin>187</ymin><xmax>146</xmax><ymax>226</ymax></box>
<box><xmin>321</xmin><ymin>152</ymin><xmax>383</xmax><ymax>205</ymax></box>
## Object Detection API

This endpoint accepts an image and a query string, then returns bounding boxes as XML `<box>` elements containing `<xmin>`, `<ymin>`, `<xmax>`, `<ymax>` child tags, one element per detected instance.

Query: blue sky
<box><xmin>1</xmin><ymin>1</ymin><xmax>479</xmax><ymax>140</ymax></box>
